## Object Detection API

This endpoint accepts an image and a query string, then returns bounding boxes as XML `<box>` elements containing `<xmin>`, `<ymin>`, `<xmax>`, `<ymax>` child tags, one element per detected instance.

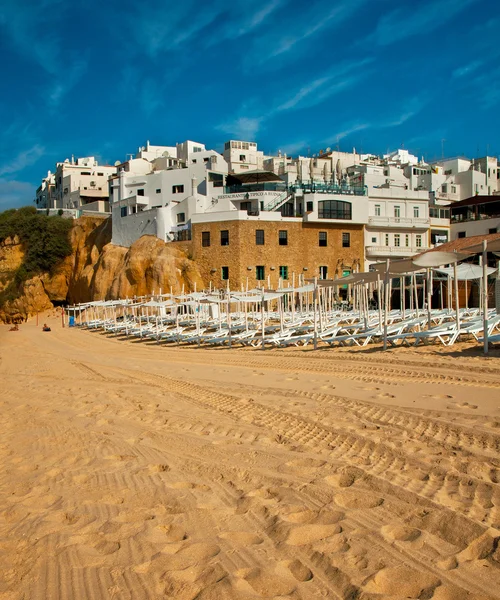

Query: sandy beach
<box><xmin>1</xmin><ymin>312</ymin><xmax>500</xmax><ymax>599</ymax></box>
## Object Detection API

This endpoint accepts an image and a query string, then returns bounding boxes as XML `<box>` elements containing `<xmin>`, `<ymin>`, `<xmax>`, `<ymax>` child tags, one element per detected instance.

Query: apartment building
<box><xmin>51</xmin><ymin>157</ymin><xmax>116</xmax><ymax>211</ymax></box>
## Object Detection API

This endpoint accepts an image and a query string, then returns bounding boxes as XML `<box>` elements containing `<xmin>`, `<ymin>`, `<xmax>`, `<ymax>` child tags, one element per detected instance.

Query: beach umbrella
<box><xmin>323</xmin><ymin>162</ymin><xmax>329</xmax><ymax>183</ymax></box>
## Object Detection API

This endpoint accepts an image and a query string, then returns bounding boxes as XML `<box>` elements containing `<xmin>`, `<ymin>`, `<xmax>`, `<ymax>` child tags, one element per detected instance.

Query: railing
<box><xmin>224</xmin><ymin>183</ymin><xmax>287</xmax><ymax>194</ymax></box>
<box><xmin>451</xmin><ymin>212</ymin><xmax>500</xmax><ymax>223</ymax></box>
<box><xmin>263</xmin><ymin>191</ymin><xmax>291</xmax><ymax>212</ymax></box>
<box><xmin>223</xmin><ymin>181</ymin><xmax>367</xmax><ymax>196</ymax></box>
<box><xmin>291</xmin><ymin>182</ymin><xmax>367</xmax><ymax>196</ymax></box>
<box><xmin>368</xmin><ymin>216</ymin><xmax>430</xmax><ymax>226</ymax></box>
<box><xmin>366</xmin><ymin>245</ymin><xmax>426</xmax><ymax>256</ymax></box>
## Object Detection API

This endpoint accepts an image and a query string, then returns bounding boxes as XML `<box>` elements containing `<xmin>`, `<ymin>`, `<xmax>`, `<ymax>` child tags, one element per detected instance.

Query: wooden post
<box><xmin>483</xmin><ymin>240</ymin><xmax>489</xmax><ymax>355</ymax></box>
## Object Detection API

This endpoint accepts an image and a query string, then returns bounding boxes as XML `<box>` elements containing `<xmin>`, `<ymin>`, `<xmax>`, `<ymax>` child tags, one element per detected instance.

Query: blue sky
<box><xmin>1</xmin><ymin>0</ymin><xmax>499</xmax><ymax>209</ymax></box>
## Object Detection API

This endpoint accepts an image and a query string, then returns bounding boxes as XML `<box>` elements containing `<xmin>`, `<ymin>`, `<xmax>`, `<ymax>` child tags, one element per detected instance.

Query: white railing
<box><xmin>368</xmin><ymin>216</ymin><xmax>430</xmax><ymax>227</ymax></box>
<box><xmin>366</xmin><ymin>245</ymin><xmax>427</xmax><ymax>257</ymax></box>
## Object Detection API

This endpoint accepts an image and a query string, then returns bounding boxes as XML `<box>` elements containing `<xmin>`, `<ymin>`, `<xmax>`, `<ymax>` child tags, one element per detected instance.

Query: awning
<box><xmin>435</xmin><ymin>264</ymin><xmax>496</xmax><ymax>280</ymax></box>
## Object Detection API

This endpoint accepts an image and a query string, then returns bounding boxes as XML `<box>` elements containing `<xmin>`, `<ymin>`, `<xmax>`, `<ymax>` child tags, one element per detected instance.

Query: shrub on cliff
<box><xmin>0</xmin><ymin>206</ymin><xmax>73</xmax><ymax>304</ymax></box>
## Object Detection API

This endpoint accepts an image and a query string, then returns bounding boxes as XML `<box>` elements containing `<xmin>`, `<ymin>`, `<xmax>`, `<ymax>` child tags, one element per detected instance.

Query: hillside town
<box><xmin>34</xmin><ymin>139</ymin><xmax>500</xmax><ymax>289</ymax></box>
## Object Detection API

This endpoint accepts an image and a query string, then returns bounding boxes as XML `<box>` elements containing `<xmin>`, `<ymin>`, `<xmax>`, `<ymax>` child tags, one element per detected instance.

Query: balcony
<box><xmin>368</xmin><ymin>216</ymin><xmax>430</xmax><ymax>228</ymax></box>
<box><xmin>224</xmin><ymin>182</ymin><xmax>287</xmax><ymax>194</ymax></box>
<box><xmin>366</xmin><ymin>245</ymin><xmax>427</xmax><ymax>258</ymax></box>
<box><xmin>291</xmin><ymin>181</ymin><xmax>367</xmax><ymax>196</ymax></box>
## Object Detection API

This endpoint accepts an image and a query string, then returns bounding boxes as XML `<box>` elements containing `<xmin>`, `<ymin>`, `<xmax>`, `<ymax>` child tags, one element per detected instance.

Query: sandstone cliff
<box><xmin>0</xmin><ymin>216</ymin><xmax>203</xmax><ymax>323</ymax></box>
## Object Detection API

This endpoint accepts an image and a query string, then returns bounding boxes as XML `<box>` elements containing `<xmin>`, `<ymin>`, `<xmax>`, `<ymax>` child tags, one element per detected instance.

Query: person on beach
<box><xmin>9</xmin><ymin>324</ymin><xmax>19</xmax><ymax>331</ymax></box>
<box><xmin>42</xmin><ymin>324</ymin><xmax>51</xmax><ymax>332</ymax></box>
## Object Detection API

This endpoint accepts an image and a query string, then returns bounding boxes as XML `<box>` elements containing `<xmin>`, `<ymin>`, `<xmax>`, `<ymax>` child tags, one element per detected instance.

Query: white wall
<box><xmin>451</xmin><ymin>217</ymin><xmax>500</xmax><ymax>239</ymax></box>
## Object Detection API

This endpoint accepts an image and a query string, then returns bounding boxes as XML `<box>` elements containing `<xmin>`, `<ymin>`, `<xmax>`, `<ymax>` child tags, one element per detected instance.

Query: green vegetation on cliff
<box><xmin>0</xmin><ymin>206</ymin><xmax>73</xmax><ymax>303</ymax></box>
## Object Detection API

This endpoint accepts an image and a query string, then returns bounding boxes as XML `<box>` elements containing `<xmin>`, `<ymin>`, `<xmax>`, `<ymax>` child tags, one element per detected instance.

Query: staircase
<box><xmin>263</xmin><ymin>191</ymin><xmax>292</xmax><ymax>212</ymax></box>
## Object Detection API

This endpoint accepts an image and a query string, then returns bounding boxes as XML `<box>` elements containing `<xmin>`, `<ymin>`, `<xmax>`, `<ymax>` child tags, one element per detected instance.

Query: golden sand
<box><xmin>1</xmin><ymin>311</ymin><xmax>500</xmax><ymax>599</ymax></box>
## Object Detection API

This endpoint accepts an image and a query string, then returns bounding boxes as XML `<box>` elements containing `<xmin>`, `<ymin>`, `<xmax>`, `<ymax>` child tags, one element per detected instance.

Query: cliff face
<box><xmin>0</xmin><ymin>216</ymin><xmax>203</xmax><ymax>322</ymax></box>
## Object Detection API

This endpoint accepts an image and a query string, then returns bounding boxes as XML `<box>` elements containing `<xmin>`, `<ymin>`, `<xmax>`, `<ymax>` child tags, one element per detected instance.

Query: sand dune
<box><xmin>1</xmin><ymin>313</ymin><xmax>500</xmax><ymax>599</ymax></box>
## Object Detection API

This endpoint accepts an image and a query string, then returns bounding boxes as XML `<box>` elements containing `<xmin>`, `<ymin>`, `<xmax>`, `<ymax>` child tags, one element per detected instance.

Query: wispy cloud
<box><xmin>0</xmin><ymin>0</ymin><xmax>65</xmax><ymax>74</ymax></box>
<box><xmin>371</xmin><ymin>0</ymin><xmax>474</xmax><ymax>45</ymax></box>
<box><xmin>217</xmin><ymin>117</ymin><xmax>265</xmax><ymax>140</ymax></box>
<box><xmin>47</xmin><ymin>60</ymin><xmax>87</xmax><ymax>108</ymax></box>
<box><xmin>452</xmin><ymin>60</ymin><xmax>483</xmax><ymax>79</ymax></box>
<box><xmin>0</xmin><ymin>145</ymin><xmax>45</xmax><ymax>177</ymax></box>
<box><xmin>244</xmin><ymin>0</ymin><xmax>369</xmax><ymax>69</ymax></box>
<box><xmin>217</xmin><ymin>58</ymin><xmax>374</xmax><ymax>139</ymax></box>
<box><xmin>0</xmin><ymin>179</ymin><xmax>35</xmax><ymax>209</ymax></box>
<box><xmin>318</xmin><ymin>95</ymin><xmax>429</xmax><ymax>148</ymax></box>
<box><xmin>125</xmin><ymin>1</ymin><xmax>286</xmax><ymax>58</ymax></box>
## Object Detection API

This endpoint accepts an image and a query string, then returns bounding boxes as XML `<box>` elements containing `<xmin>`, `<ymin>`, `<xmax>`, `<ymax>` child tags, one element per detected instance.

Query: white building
<box><xmin>110</xmin><ymin>143</ymin><xmax>228</xmax><ymax>247</ymax></box>
<box><xmin>52</xmin><ymin>157</ymin><xmax>116</xmax><ymax>212</ymax></box>
<box><xmin>35</xmin><ymin>171</ymin><xmax>55</xmax><ymax>209</ymax></box>
<box><xmin>223</xmin><ymin>140</ymin><xmax>266</xmax><ymax>173</ymax></box>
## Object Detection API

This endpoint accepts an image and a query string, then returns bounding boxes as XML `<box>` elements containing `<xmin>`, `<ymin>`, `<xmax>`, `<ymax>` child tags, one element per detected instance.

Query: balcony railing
<box><xmin>368</xmin><ymin>216</ymin><xmax>430</xmax><ymax>227</ymax></box>
<box><xmin>366</xmin><ymin>245</ymin><xmax>426</xmax><ymax>257</ymax></box>
<box><xmin>291</xmin><ymin>181</ymin><xmax>367</xmax><ymax>196</ymax></box>
<box><xmin>224</xmin><ymin>183</ymin><xmax>287</xmax><ymax>194</ymax></box>
<box><xmin>223</xmin><ymin>181</ymin><xmax>367</xmax><ymax>196</ymax></box>
<box><xmin>451</xmin><ymin>212</ymin><xmax>500</xmax><ymax>223</ymax></box>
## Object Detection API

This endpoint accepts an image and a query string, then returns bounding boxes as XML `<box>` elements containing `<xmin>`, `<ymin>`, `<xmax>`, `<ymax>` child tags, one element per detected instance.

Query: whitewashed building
<box><xmin>51</xmin><ymin>157</ymin><xmax>117</xmax><ymax>212</ymax></box>
<box><xmin>223</xmin><ymin>140</ymin><xmax>266</xmax><ymax>173</ymax></box>
<box><xmin>110</xmin><ymin>143</ymin><xmax>228</xmax><ymax>247</ymax></box>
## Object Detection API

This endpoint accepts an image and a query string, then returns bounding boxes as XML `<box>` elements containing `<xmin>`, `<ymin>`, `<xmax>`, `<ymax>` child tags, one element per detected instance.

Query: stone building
<box><xmin>186</xmin><ymin>217</ymin><xmax>364</xmax><ymax>290</ymax></box>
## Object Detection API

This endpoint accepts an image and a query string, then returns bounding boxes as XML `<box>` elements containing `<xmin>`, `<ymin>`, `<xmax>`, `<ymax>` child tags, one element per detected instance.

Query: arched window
<box><xmin>318</xmin><ymin>200</ymin><xmax>352</xmax><ymax>220</ymax></box>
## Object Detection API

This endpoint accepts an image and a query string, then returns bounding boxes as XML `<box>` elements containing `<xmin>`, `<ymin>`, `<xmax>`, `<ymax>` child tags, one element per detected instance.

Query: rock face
<box><xmin>0</xmin><ymin>216</ymin><xmax>203</xmax><ymax>322</ymax></box>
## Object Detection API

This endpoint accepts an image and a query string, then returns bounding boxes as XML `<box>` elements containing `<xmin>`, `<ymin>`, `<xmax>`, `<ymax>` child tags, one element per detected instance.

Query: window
<box><xmin>306</xmin><ymin>201</ymin><xmax>314</xmax><ymax>212</ymax></box>
<box><xmin>416</xmin><ymin>234</ymin><xmax>422</xmax><ymax>247</ymax></box>
<box><xmin>385</xmin><ymin>234</ymin><xmax>390</xmax><ymax>246</ymax></box>
<box><xmin>371</xmin><ymin>237</ymin><xmax>377</xmax><ymax>243</ymax></box>
<box><xmin>394</xmin><ymin>206</ymin><xmax>400</xmax><ymax>218</ymax></box>
<box><xmin>240</xmin><ymin>165</ymin><xmax>249</xmax><ymax>169</ymax></box>
<box><xmin>240</xmin><ymin>154</ymin><xmax>246</xmax><ymax>161</ymax></box>
<box><xmin>172</xmin><ymin>184</ymin><xmax>184</xmax><ymax>193</ymax></box>
<box><xmin>279</xmin><ymin>230</ymin><xmax>288</xmax><ymax>245</ymax></box>
<box><xmin>279</xmin><ymin>266</ymin><xmax>288</xmax><ymax>280</ymax></box>
<box><xmin>97</xmin><ymin>172</ymin><xmax>104</xmax><ymax>176</ymax></box>
<box><xmin>256</xmin><ymin>265</ymin><xmax>265</xmax><ymax>280</ymax></box>
<box><xmin>202</xmin><ymin>232</ymin><xmax>210</xmax><ymax>247</ymax></box>
<box><xmin>256</xmin><ymin>229</ymin><xmax>265</xmax><ymax>245</ymax></box>
<box><xmin>318</xmin><ymin>200</ymin><xmax>352</xmax><ymax>220</ymax></box>
<box><xmin>156</xmin><ymin>188</ymin><xmax>161</xmax><ymax>193</ymax></box>
<box><xmin>192</xmin><ymin>159</ymin><xmax>197</xmax><ymax>164</ymax></box>
<box><xmin>394</xmin><ymin>234</ymin><xmax>400</xmax><ymax>247</ymax></box>
<box><xmin>120</xmin><ymin>206</ymin><xmax>127</xmax><ymax>217</ymax></box>
<box><xmin>458</xmin><ymin>231</ymin><xmax>466</xmax><ymax>238</ymax></box>
<box><xmin>405</xmin><ymin>234</ymin><xmax>409</xmax><ymax>247</ymax></box>
<box><xmin>221</xmin><ymin>266</ymin><xmax>229</xmax><ymax>280</ymax></box>
<box><xmin>442</xmin><ymin>184</ymin><xmax>448</xmax><ymax>193</ymax></box>
<box><xmin>137</xmin><ymin>189</ymin><xmax>144</xmax><ymax>196</ymax></box>
<box><xmin>221</xmin><ymin>230</ymin><xmax>229</xmax><ymax>246</ymax></box>
<box><xmin>319</xmin><ymin>266</ymin><xmax>328</xmax><ymax>280</ymax></box>
<box><xmin>204</xmin><ymin>157</ymin><xmax>209</xmax><ymax>163</ymax></box>
<box><xmin>413</xmin><ymin>206</ymin><xmax>420</xmax><ymax>218</ymax></box>
<box><xmin>177</xmin><ymin>213</ymin><xmax>185</xmax><ymax>223</ymax></box>
<box><xmin>489</xmin><ymin>228</ymin><xmax>497</xmax><ymax>234</ymax></box>
<box><xmin>240</xmin><ymin>202</ymin><xmax>251</xmax><ymax>211</ymax></box>
<box><xmin>319</xmin><ymin>231</ymin><xmax>327</xmax><ymax>247</ymax></box>
<box><xmin>451</xmin><ymin>186</ymin><xmax>457</xmax><ymax>194</ymax></box>
<box><xmin>342</xmin><ymin>232</ymin><xmax>350</xmax><ymax>248</ymax></box>
<box><xmin>374</xmin><ymin>204</ymin><xmax>381</xmax><ymax>216</ymax></box>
